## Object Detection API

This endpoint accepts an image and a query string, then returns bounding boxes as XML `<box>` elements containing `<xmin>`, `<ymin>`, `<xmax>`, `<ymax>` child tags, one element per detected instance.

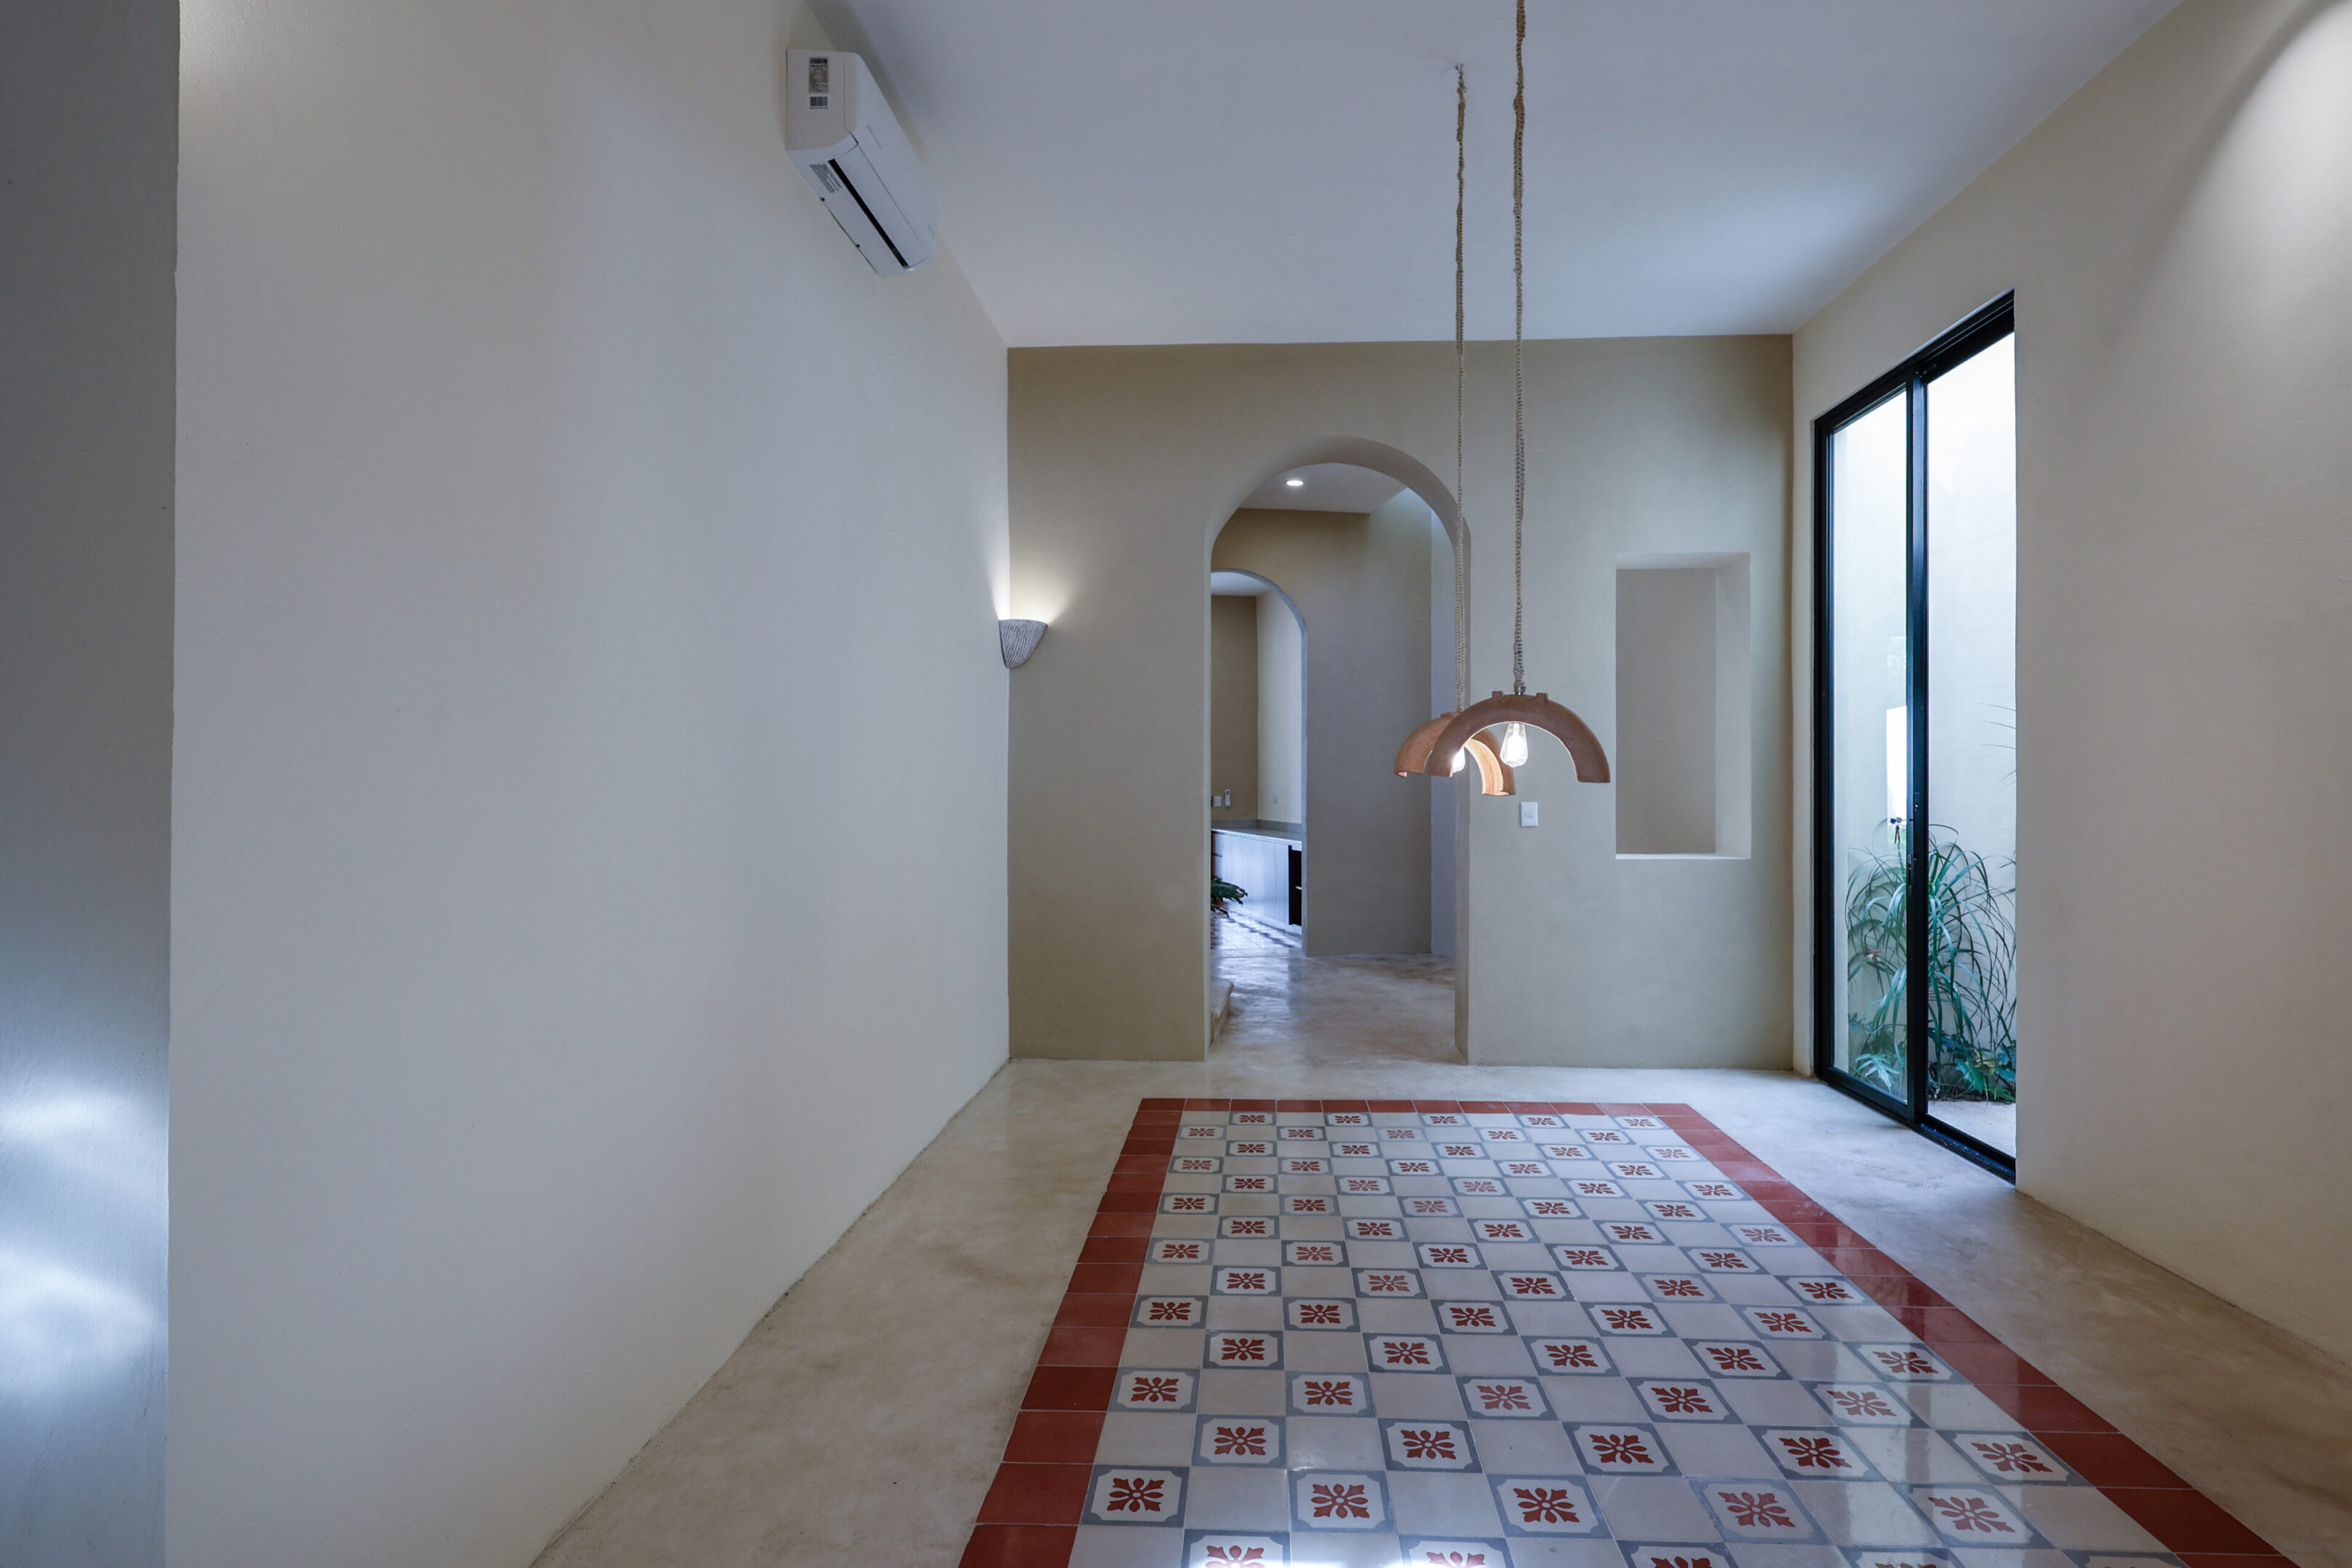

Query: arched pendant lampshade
<box><xmin>1402</xmin><ymin>692</ymin><xmax>1609</xmax><ymax>785</ymax></box>
<box><xmin>1392</xmin><ymin>714</ymin><xmax>1518</xmax><ymax>796</ymax></box>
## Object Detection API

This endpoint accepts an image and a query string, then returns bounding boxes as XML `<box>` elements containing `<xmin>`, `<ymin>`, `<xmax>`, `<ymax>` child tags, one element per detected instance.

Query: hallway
<box><xmin>532</xmin><ymin>959</ymin><xmax>2352</xmax><ymax>1568</ymax></box>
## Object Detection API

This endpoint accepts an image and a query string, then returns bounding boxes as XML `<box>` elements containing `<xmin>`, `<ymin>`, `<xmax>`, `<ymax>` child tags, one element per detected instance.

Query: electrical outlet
<box><xmin>1519</xmin><ymin>801</ymin><xmax>1540</xmax><ymax>828</ymax></box>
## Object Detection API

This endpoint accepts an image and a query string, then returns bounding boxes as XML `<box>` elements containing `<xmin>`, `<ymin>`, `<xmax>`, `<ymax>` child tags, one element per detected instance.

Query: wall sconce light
<box><xmin>999</xmin><ymin>619</ymin><xmax>1048</xmax><ymax>669</ymax></box>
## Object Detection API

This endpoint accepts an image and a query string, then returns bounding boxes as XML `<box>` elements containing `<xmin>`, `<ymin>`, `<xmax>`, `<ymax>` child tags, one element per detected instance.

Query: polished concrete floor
<box><xmin>533</xmin><ymin>953</ymin><xmax>2352</xmax><ymax>1567</ymax></box>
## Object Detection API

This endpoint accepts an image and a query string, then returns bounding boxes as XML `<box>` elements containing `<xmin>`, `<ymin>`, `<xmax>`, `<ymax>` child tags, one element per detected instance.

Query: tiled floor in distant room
<box><xmin>965</xmin><ymin>1099</ymin><xmax>2287</xmax><ymax>1568</ymax></box>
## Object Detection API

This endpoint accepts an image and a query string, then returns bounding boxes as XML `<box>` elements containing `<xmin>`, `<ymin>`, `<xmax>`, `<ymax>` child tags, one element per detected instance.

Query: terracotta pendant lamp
<box><xmin>1396</xmin><ymin>3</ymin><xmax>1610</xmax><ymax>790</ymax></box>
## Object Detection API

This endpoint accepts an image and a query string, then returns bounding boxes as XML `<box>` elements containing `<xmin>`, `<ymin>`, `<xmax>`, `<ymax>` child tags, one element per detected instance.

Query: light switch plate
<box><xmin>1519</xmin><ymin>801</ymin><xmax>1540</xmax><ymax>828</ymax></box>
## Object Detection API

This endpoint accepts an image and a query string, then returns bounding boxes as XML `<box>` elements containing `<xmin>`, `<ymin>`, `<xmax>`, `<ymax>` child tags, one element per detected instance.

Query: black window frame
<box><xmin>1811</xmin><ymin>292</ymin><xmax>2017</xmax><ymax>1180</ymax></box>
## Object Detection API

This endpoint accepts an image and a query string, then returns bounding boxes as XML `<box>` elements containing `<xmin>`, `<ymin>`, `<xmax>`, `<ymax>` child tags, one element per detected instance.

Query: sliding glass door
<box><xmin>1814</xmin><ymin>297</ymin><xmax>2017</xmax><ymax>1172</ymax></box>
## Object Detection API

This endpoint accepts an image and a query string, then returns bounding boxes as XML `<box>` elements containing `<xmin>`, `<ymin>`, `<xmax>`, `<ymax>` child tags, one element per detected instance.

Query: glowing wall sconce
<box><xmin>999</xmin><ymin>619</ymin><xmax>1048</xmax><ymax>669</ymax></box>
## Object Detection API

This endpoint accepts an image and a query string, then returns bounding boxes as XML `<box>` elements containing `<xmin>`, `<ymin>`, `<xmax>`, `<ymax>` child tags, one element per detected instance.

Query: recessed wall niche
<box><xmin>1614</xmin><ymin>553</ymin><xmax>1752</xmax><ymax>858</ymax></box>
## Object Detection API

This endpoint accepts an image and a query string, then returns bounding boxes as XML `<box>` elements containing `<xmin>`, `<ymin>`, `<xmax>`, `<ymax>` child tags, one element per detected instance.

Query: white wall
<box><xmin>170</xmin><ymin>2</ymin><xmax>1010</xmax><ymax>1564</ymax></box>
<box><xmin>1</xmin><ymin>3</ymin><xmax>176</xmax><ymax>1563</ymax></box>
<box><xmin>1256</xmin><ymin>591</ymin><xmax>1306</xmax><ymax>825</ymax></box>
<box><xmin>1793</xmin><ymin>0</ymin><xmax>2352</xmax><ymax>1362</ymax></box>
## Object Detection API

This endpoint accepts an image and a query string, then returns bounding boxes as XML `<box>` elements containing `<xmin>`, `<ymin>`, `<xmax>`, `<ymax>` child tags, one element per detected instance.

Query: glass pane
<box><xmin>1828</xmin><ymin>393</ymin><xmax>1911</xmax><ymax>1098</ymax></box>
<box><xmin>1924</xmin><ymin>335</ymin><xmax>2018</xmax><ymax>1153</ymax></box>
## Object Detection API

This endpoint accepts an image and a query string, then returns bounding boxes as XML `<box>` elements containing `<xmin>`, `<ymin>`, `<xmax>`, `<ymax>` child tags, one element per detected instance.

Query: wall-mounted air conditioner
<box><xmin>785</xmin><ymin>49</ymin><xmax>936</xmax><ymax>275</ymax></box>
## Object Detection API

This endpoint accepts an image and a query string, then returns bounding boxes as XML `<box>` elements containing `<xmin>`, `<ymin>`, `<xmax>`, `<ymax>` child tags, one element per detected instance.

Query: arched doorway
<box><xmin>1205</xmin><ymin>440</ymin><xmax>1471</xmax><ymax>1061</ymax></box>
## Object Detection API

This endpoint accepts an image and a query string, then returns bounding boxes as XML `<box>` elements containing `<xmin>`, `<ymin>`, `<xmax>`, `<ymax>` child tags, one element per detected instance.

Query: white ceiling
<box><xmin>835</xmin><ymin>0</ymin><xmax>2176</xmax><ymax>346</ymax></box>
<box><xmin>1235</xmin><ymin>463</ymin><xmax>1409</xmax><ymax>514</ymax></box>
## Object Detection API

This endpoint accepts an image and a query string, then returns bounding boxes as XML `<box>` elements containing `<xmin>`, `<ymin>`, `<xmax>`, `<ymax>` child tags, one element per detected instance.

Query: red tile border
<box><xmin>959</xmin><ymin>1098</ymin><xmax>2285</xmax><ymax>1567</ymax></box>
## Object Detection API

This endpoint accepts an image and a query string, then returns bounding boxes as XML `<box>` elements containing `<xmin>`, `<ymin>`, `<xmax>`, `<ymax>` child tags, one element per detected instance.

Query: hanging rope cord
<box><xmin>1451</xmin><ymin>65</ymin><xmax>1469</xmax><ymax>711</ymax></box>
<box><xmin>1511</xmin><ymin>0</ymin><xmax>1527</xmax><ymax>697</ymax></box>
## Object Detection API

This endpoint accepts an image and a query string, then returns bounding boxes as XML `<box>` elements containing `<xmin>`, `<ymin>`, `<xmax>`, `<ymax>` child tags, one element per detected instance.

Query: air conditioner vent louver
<box><xmin>783</xmin><ymin>49</ymin><xmax>936</xmax><ymax>274</ymax></box>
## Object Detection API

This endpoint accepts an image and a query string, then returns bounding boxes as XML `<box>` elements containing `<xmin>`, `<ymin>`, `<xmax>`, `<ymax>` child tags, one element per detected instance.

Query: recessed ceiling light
<box><xmin>1284</xmin><ymin>477</ymin><xmax>1304</xmax><ymax>488</ymax></box>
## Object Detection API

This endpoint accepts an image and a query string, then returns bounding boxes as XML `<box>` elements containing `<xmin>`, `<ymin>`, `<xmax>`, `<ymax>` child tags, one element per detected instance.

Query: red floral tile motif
<box><xmin>1284</xmin><ymin>1241</ymin><xmax>1340</xmax><ymax>1265</ymax></box>
<box><xmin>1530</xmin><ymin>1338</ymin><xmax>1606</xmax><ymax>1372</ymax></box>
<box><xmin>1646</xmin><ymin>1201</ymin><xmax>1699</xmax><ymax>1219</ymax></box>
<box><xmin>1617</xmin><ymin>1116</ymin><xmax>1662</xmax><ymax>1130</ymax></box>
<box><xmin>1291</xmin><ymin>1471</ymin><xmax>1389</xmax><ymax>1531</ymax></box>
<box><xmin>1309</xmin><ymin>1481</ymin><xmax>1371</xmax><ymax>1519</ymax></box>
<box><xmin>1438</xmin><ymin>1143</ymin><xmax>1483</xmax><ymax>1157</ymax></box>
<box><xmin>1214</xmin><ymin>1267</ymin><xmax>1275</xmax><ymax>1295</ymax></box>
<box><xmin>1283</xmin><ymin>1196</ymin><xmax>1331</xmax><ymax>1214</ymax></box>
<box><xmin>1787</xmin><ymin>1277</ymin><xmax>1854</xmax><ymax>1301</ymax></box>
<box><xmin>1959</xmin><ymin>1434</ymin><xmax>2062</xmax><ymax>1479</ymax></box>
<box><xmin>1466</xmin><ymin>1379</ymin><xmax>1543</xmax><ymax>1414</ymax></box>
<box><xmin>1473</xmin><ymin>1220</ymin><xmax>1529</xmax><ymax>1241</ymax></box>
<box><xmin>1507</xmin><ymin>1483</ymin><xmax>1586</xmax><ymax>1526</ymax></box>
<box><xmin>1284</xmin><ymin>1159</ymin><xmax>1326</xmax><ymax>1174</ymax></box>
<box><xmin>1504</xmin><ymin>1161</ymin><xmax>1547</xmax><ymax>1176</ymax></box>
<box><xmin>1224</xmin><ymin>1177</ymin><xmax>1271</xmax><ymax>1192</ymax></box>
<box><xmin>1543</xmin><ymin>1145</ymin><xmax>1591</xmax><ymax>1161</ymax></box>
<box><xmin>1346</xmin><ymin>1220</ymin><xmax>1400</xmax><ymax>1239</ymax></box>
<box><xmin>1553</xmin><ymin>1246</ymin><xmax>1619</xmax><ymax>1270</ymax></box>
<box><xmin>1500</xmin><ymin>1273</ymin><xmax>1563</xmax><ymax>1298</ymax></box>
<box><xmin>1454</xmin><ymin>1179</ymin><xmax>1503</xmax><ymax>1194</ymax></box>
<box><xmin>1183</xmin><ymin>1126</ymin><xmax>1223</xmax><ymax>1139</ymax></box>
<box><xmin>1638</xmin><ymin>1382</ymin><xmax>1722</xmax><ymax>1418</ymax></box>
<box><xmin>1408</xmin><ymin>1199</ymin><xmax>1456</xmax><ymax>1215</ymax></box>
<box><xmin>1691</xmin><ymin>1342</ymin><xmax>1776</xmax><ymax>1376</ymax></box>
<box><xmin>1332</xmin><ymin>1143</ymin><xmax>1375</xmax><ymax>1156</ymax></box>
<box><xmin>1647</xmin><ymin>1276</ymin><xmax>1707</xmax><ymax>1298</ymax></box>
<box><xmin>1768</xmin><ymin>1431</ymin><xmax>1860</xmax><ymax>1471</ymax></box>
<box><xmin>1647</xmin><ymin>1146</ymin><xmax>1696</xmax><ymax>1160</ymax></box>
<box><xmin>1357</xmin><ymin>1270</ymin><xmax>1420</xmax><ymax>1295</ymax></box>
<box><xmin>1392</xmin><ymin>1159</ymin><xmax>1437</xmax><ymax>1174</ymax></box>
<box><xmin>1693</xmin><ymin>1249</ymin><xmax>1755</xmax><ymax>1272</ymax></box>
<box><xmin>1418</xmin><ymin>1244</ymin><xmax>1478</xmax><ymax>1267</ymax></box>
<box><xmin>1087</xmin><ymin>1467</ymin><xmax>1183</xmax><ymax>1524</ymax></box>
<box><xmin>1383</xmin><ymin>1420</ymin><xmax>1476</xmax><ymax>1470</ymax></box>
<box><xmin>1584</xmin><ymin>1130</ymin><xmax>1630</xmax><ymax>1145</ymax></box>
<box><xmin>1326</xmin><ymin>1113</ymin><xmax>1368</xmax><ymax>1125</ymax></box>
<box><xmin>1914</xmin><ymin>1488</ymin><xmax>2024</xmax><ymax>1538</ymax></box>
<box><xmin>1201</xmin><ymin>1545</ymin><xmax>1267</xmax><ymax>1564</ymax></box>
<box><xmin>1818</xmin><ymin>1384</ymin><xmax>1906</xmax><ymax>1421</ymax></box>
<box><xmin>1369</xmin><ymin>1334</ymin><xmax>1445</xmax><ymax>1370</ymax></box>
<box><xmin>1483</xmin><ymin>1127</ymin><xmax>1525</xmax><ymax>1142</ymax></box>
<box><xmin>1633</xmin><ymin>1553</ymin><xmax>1724</xmax><ymax>1568</ymax></box>
<box><xmin>1164</xmin><ymin>1195</ymin><xmax>1212</xmax><ymax>1212</ymax></box>
<box><xmin>1207</xmin><ymin>1333</ymin><xmax>1275</xmax><ymax>1365</ymax></box>
<box><xmin>1437</xmin><ymin>1302</ymin><xmax>1504</xmax><ymax>1333</ymax></box>
<box><xmin>1686</xmin><ymin>1182</ymin><xmax>1741</xmax><ymax>1199</ymax></box>
<box><xmin>1574</xmin><ymin>1426</ymin><xmax>1664</xmax><ymax>1470</ymax></box>
<box><xmin>1596</xmin><ymin>1305</ymin><xmax>1665</xmax><ymax>1335</ymax></box>
<box><xmin>1202</xmin><ymin>1421</ymin><xmax>1275</xmax><ymax>1461</ymax></box>
<box><xmin>1123</xmin><ymin>1373</ymin><xmax>1189</xmax><ymax>1406</ymax></box>
<box><xmin>1382</xmin><ymin>1128</ymin><xmax>1421</xmax><ymax>1140</ymax></box>
<box><xmin>1523</xmin><ymin>1199</ymin><xmax>1577</xmax><ymax>1216</ymax></box>
<box><xmin>1424</xmin><ymin>1114</ymin><xmax>1463</xmax><ymax>1126</ymax></box>
<box><xmin>1574</xmin><ymin>1180</ymin><xmax>1624</xmax><ymax>1197</ymax></box>
<box><xmin>1342</xmin><ymin>1177</ymin><xmax>1390</xmax><ymax>1193</ymax></box>
<box><xmin>1233</xmin><ymin>1114</ymin><xmax>1272</xmax><ymax>1125</ymax></box>
<box><xmin>1228</xmin><ymin>1143</ymin><xmax>1271</xmax><ymax>1156</ymax></box>
<box><xmin>1519</xmin><ymin>1114</ymin><xmax>1563</xmax><ymax>1127</ymax></box>
<box><xmin>1281</xmin><ymin>1127</ymin><xmax>1320</xmax><ymax>1140</ymax></box>
<box><xmin>1286</xmin><ymin>1299</ymin><xmax>1353</xmax><ymax>1330</ymax></box>
<box><xmin>1219</xmin><ymin>1217</ymin><xmax>1271</xmax><ymax>1237</ymax></box>
<box><xmin>1418</xmin><ymin>1548</ymin><xmax>1487</xmax><ymax>1565</ymax></box>
<box><xmin>1707</xmin><ymin>1485</ymin><xmax>1805</xmax><ymax>1534</ymax></box>
<box><xmin>1604</xmin><ymin>1222</ymin><xmax>1661</xmax><ymax>1243</ymax></box>
<box><xmin>1291</xmin><ymin>1374</ymin><xmax>1365</xmax><ymax>1410</ymax></box>
<box><xmin>1859</xmin><ymin>1344</ymin><xmax>1953</xmax><ymax>1380</ymax></box>
<box><xmin>1609</xmin><ymin>1163</ymin><xmax>1660</xmax><ymax>1179</ymax></box>
<box><xmin>1153</xmin><ymin>1240</ymin><xmax>1205</xmax><ymax>1262</ymax></box>
<box><xmin>1746</xmin><ymin>1308</ymin><xmax>1824</xmax><ymax>1337</ymax></box>
<box><xmin>1137</xmin><ymin>1297</ymin><xmax>1202</xmax><ymax>1326</ymax></box>
<box><xmin>1175</xmin><ymin>1158</ymin><xmax>1219</xmax><ymax>1172</ymax></box>
<box><xmin>1734</xmin><ymin>1225</ymin><xmax>1794</xmax><ymax>1245</ymax></box>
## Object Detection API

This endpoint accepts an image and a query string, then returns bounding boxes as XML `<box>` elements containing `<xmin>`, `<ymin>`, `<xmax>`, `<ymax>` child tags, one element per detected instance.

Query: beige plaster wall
<box><xmin>1008</xmin><ymin>338</ymin><xmax>1790</xmax><ymax>1063</ymax></box>
<box><xmin>1209</xmin><ymin>595</ymin><xmax>1260</xmax><ymax>822</ymax></box>
<box><xmin>1215</xmin><ymin>499</ymin><xmax>1434</xmax><ymax>955</ymax></box>
<box><xmin>1792</xmin><ymin>0</ymin><xmax>2352</xmax><ymax>1363</ymax></box>
<box><xmin>1256</xmin><ymin>591</ymin><xmax>1307</xmax><ymax>826</ymax></box>
<box><xmin>171</xmin><ymin>1</ymin><xmax>1010</xmax><ymax>1563</ymax></box>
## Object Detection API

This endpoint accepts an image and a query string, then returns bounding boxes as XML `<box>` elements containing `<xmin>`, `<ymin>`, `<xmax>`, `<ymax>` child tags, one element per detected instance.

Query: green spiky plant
<box><xmin>1211</xmin><ymin>876</ymin><xmax>1249</xmax><ymax>913</ymax></box>
<box><xmin>1845</xmin><ymin>822</ymin><xmax>2017</xmax><ymax>1101</ymax></box>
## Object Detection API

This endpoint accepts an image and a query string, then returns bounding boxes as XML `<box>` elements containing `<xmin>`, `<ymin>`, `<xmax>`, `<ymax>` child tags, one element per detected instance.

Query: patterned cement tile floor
<box><xmin>534</xmin><ymin>961</ymin><xmax>2352</xmax><ymax>1568</ymax></box>
<box><xmin>968</xmin><ymin>1101</ymin><xmax>2288</xmax><ymax>1567</ymax></box>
